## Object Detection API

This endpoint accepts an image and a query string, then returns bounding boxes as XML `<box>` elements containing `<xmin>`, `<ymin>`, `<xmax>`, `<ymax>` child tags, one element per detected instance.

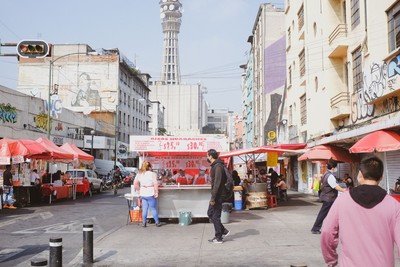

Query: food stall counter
<box><xmin>157</xmin><ymin>185</ymin><xmax>211</xmax><ymax>219</ymax></box>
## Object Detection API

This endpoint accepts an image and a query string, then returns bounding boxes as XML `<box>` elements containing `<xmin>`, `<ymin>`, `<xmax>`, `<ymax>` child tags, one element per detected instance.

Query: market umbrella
<box><xmin>36</xmin><ymin>137</ymin><xmax>74</xmax><ymax>162</ymax></box>
<box><xmin>349</xmin><ymin>129</ymin><xmax>400</xmax><ymax>193</ymax></box>
<box><xmin>298</xmin><ymin>144</ymin><xmax>355</xmax><ymax>163</ymax></box>
<box><xmin>349</xmin><ymin>130</ymin><xmax>400</xmax><ymax>153</ymax></box>
<box><xmin>0</xmin><ymin>138</ymin><xmax>50</xmax><ymax>165</ymax></box>
<box><xmin>60</xmin><ymin>143</ymin><xmax>94</xmax><ymax>164</ymax></box>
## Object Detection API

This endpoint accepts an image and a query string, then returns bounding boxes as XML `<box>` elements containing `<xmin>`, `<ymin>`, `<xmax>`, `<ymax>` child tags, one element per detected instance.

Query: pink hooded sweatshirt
<box><xmin>321</xmin><ymin>185</ymin><xmax>400</xmax><ymax>267</ymax></box>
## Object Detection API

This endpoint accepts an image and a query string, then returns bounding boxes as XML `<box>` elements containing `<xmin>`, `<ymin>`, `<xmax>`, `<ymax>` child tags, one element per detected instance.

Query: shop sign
<box><xmin>129</xmin><ymin>135</ymin><xmax>229</xmax><ymax>152</ymax></box>
<box><xmin>147</xmin><ymin>156</ymin><xmax>210</xmax><ymax>170</ymax></box>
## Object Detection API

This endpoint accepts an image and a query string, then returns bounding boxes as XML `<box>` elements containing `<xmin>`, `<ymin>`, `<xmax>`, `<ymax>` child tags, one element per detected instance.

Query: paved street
<box><xmin>2</xmin><ymin>190</ymin><xmax>399</xmax><ymax>267</ymax></box>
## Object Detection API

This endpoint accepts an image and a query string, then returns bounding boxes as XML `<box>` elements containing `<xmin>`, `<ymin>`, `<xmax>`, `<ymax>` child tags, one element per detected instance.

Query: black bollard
<box><xmin>83</xmin><ymin>224</ymin><xmax>94</xmax><ymax>264</ymax></box>
<box><xmin>49</xmin><ymin>238</ymin><xmax>62</xmax><ymax>267</ymax></box>
<box><xmin>31</xmin><ymin>258</ymin><xmax>48</xmax><ymax>266</ymax></box>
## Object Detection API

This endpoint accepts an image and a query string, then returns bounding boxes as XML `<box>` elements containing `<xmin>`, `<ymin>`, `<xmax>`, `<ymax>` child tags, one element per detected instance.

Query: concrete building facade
<box><xmin>16</xmin><ymin>44</ymin><xmax>151</xmax><ymax>164</ymax></box>
<box><xmin>248</xmin><ymin>4</ymin><xmax>286</xmax><ymax>147</ymax></box>
<box><xmin>284</xmin><ymin>0</ymin><xmax>400</xmax><ymax>193</ymax></box>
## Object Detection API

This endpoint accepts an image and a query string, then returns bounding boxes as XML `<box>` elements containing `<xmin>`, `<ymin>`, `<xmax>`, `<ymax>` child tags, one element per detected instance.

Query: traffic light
<box><xmin>17</xmin><ymin>40</ymin><xmax>49</xmax><ymax>58</ymax></box>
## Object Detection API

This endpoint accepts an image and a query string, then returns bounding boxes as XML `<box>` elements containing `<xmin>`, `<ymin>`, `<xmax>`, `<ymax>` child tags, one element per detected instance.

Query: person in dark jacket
<box><xmin>232</xmin><ymin>170</ymin><xmax>241</xmax><ymax>186</ymax></box>
<box><xmin>206</xmin><ymin>149</ymin><xmax>230</xmax><ymax>244</ymax></box>
<box><xmin>311</xmin><ymin>159</ymin><xmax>346</xmax><ymax>234</ymax></box>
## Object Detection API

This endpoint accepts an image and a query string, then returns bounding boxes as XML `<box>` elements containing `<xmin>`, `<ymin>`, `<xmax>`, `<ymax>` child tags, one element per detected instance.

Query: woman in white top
<box><xmin>134</xmin><ymin>161</ymin><xmax>161</xmax><ymax>227</ymax></box>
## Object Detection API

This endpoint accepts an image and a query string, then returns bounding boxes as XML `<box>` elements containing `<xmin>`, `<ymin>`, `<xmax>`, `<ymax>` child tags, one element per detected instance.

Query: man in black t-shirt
<box><xmin>2</xmin><ymin>165</ymin><xmax>16</xmax><ymax>209</ymax></box>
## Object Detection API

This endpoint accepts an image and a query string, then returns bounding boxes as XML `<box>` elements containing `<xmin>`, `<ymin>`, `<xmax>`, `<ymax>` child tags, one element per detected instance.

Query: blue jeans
<box><xmin>141</xmin><ymin>196</ymin><xmax>159</xmax><ymax>225</ymax></box>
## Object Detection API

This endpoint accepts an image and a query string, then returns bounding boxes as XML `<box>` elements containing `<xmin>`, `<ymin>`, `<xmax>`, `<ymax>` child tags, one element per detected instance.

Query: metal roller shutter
<box><xmin>385</xmin><ymin>150</ymin><xmax>400</xmax><ymax>191</ymax></box>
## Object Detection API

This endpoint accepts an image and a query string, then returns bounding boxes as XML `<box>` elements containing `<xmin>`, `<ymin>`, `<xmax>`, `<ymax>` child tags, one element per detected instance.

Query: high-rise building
<box><xmin>159</xmin><ymin>0</ymin><xmax>182</xmax><ymax>85</ymax></box>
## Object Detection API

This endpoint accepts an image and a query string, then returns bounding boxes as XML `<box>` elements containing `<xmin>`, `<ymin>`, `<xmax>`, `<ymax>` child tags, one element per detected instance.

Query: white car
<box><xmin>65</xmin><ymin>169</ymin><xmax>104</xmax><ymax>193</ymax></box>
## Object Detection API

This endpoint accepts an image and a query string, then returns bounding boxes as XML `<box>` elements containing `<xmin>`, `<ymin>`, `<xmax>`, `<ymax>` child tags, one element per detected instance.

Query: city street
<box><xmin>0</xmin><ymin>190</ymin><xmax>328</xmax><ymax>267</ymax></box>
<box><xmin>0</xmin><ymin>187</ymin><xmax>128</xmax><ymax>266</ymax></box>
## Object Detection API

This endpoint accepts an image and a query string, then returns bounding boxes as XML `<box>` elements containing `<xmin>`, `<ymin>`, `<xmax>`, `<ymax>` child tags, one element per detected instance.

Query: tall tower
<box><xmin>159</xmin><ymin>0</ymin><xmax>182</xmax><ymax>85</ymax></box>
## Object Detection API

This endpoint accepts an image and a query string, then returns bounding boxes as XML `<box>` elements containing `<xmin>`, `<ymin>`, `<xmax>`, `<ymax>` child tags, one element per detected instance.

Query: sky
<box><xmin>0</xmin><ymin>0</ymin><xmax>284</xmax><ymax>114</ymax></box>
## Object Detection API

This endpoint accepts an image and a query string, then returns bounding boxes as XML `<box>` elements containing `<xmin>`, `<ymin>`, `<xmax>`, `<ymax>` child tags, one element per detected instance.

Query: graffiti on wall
<box><xmin>35</xmin><ymin>112</ymin><xmax>52</xmax><ymax>131</ymax></box>
<box><xmin>0</xmin><ymin>103</ymin><xmax>17</xmax><ymax>124</ymax></box>
<box><xmin>352</xmin><ymin>55</ymin><xmax>400</xmax><ymax>123</ymax></box>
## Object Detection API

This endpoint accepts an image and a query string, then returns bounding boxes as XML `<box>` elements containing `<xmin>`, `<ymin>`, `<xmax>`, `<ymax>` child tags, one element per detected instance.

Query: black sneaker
<box><xmin>155</xmin><ymin>223</ymin><xmax>161</xmax><ymax>227</ymax></box>
<box><xmin>208</xmin><ymin>237</ymin><xmax>223</xmax><ymax>244</ymax></box>
<box><xmin>311</xmin><ymin>230</ymin><xmax>321</xmax><ymax>234</ymax></box>
<box><xmin>222</xmin><ymin>229</ymin><xmax>230</xmax><ymax>238</ymax></box>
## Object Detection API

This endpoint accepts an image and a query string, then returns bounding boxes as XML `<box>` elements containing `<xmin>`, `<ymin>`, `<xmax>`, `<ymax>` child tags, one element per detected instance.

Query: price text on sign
<box><xmin>130</xmin><ymin>136</ymin><xmax>229</xmax><ymax>152</ymax></box>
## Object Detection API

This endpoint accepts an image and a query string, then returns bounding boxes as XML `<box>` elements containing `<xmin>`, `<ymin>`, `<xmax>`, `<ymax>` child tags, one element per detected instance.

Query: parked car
<box><xmin>65</xmin><ymin>169</ymin><xmax>104</xmax><ymax>193</ymax></box>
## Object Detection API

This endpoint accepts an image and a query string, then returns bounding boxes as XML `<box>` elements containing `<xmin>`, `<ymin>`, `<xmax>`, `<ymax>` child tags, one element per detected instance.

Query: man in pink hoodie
<box><xmin>321</xmin><ymin>156</ymin><xmax>400</xmax><ymax>267</ymax></box>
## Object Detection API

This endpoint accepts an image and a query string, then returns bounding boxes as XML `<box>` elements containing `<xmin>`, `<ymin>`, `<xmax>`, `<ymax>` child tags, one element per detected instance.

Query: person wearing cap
<box><xmin>172</xmin><ymin>169</ymin><xmax>193</xmax><ymax>185</ymax></box>
<box><xmin>193</xmin><ymin>167</ymin><xmax>210</xmax><ymax>185</ymax></box>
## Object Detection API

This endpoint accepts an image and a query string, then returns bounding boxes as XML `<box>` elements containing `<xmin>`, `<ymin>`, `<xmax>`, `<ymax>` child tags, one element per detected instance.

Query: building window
<box><xmin>300</xmin><ymin>94</ymin><xmax>307</xmax><ymax>125</ymax></box>
<box><xmin>299</xmin><ymin>49</ymin><xmax>305</xmax><ymax>78</ymax></box>
<box><xmin>298</xmin><ymin>5</ymin><xmax>304</xmax><ymax>31</ymax></box>
<box><xmin>351</xmin><ymin>0</ymin><xmax>360</xmax><ymax>30</ymax></box>
<box><xmin>289</xmin><ymin>105</ymin><xmax>293</xmax><ymax>125</ymax></box>
<box><xmin>287</xmin><ymin>27</ymin><xmax>291</xmax><ymax>48</ymax></box>
<box><xmin>288</xmin><ymin>65</ymin><xmax>292</xmax><ymax>86</ymax></box>
<box><xmin>387</xmin><ymin>1</ymin><xmax>400</xmax><ymax>52</ymax></box>
<box><xmin>352</xmin><ymin>47</ymin><xmax>363</xmax><ymax>92</ymax></box>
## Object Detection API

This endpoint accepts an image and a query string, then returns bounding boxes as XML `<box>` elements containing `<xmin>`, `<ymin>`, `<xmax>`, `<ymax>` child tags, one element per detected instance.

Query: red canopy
<box><xmin>349</xmin><ymin>130</ymin><xmax>400</xmax><ymax>153</ymax></box>
<box><xmin>298</xmin><ymin>144</ymin><xmax>355</xmax><ymax>163</ymax></box>
<box><xmin>219</xmin><ymin>145</ymin><xmax>305</xmax><ymax>158</ymax></box>
<box><xmin>36</xmin><ymin>137</ymin><xmax>74</xmax><ymax>162</ymax></box>
<box><xmin>0</xmin><ymin>138</ymin><xmax>50</xmax><ymax>164</ymax></box>
<box><xmin>60</xmin><ymin>143</ymin><xmax>94</xmax><ymax>163</ymax></box>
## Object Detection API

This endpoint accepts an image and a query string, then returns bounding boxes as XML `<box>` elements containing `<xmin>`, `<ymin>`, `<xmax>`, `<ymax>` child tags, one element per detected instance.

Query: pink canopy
<box><xmin>0</xmin><ymin>138</ymin><xmax>50</xmax><ymax>164</ymax></box>
<box><xmin>36</xmin><ymin>137</ymin><xmax>74</xmax><ymax>162</ymax></box>
<box><xmin>60</xmin><ymin>143</ymin><xmax>94</xmax><ymax>163</ymax></box>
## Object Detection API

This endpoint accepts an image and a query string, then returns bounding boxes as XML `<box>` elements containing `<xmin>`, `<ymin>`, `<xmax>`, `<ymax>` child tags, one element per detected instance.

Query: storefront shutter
<box><xmin>336</xmin><ymin>163</ymin><xmax>351</xmax><ymax>182</ymax></box>
<box><xmin>385</xmin><ymin>150</ymin><xmax>400</xmax><ymax>191</ymax></box>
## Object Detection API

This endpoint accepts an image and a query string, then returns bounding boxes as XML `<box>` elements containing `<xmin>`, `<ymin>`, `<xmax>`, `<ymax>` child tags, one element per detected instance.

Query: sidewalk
<box><xmin>70</xmin><ymin>192</ymin><xmax>326</xmax><ymax>267</ymax></box>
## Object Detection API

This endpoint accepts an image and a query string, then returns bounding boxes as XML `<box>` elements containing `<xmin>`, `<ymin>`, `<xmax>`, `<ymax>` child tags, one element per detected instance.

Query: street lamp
<box><xmin>90</xmin><ymin>130</ymin><xmax>95</xmax><ymax>156</ymax></box>
<box><xmin>47</xmin><ymin>52</ymin><xmax>87</xmax><ymax>140</ymax></box>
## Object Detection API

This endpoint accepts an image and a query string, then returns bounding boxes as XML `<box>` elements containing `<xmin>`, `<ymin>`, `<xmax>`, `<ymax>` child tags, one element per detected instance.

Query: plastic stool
<box><xmin>267</xmin><ymin>195</ymin><xmax>278</xmax><ymax>208</ymax></box>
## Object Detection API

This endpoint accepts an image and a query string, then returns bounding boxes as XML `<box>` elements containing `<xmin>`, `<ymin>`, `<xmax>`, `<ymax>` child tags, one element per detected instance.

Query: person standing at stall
<box><xmin>268</xmin><ymin>168</ymin><xmax>279</xmax><ymax>197</ymax></box>
<box><xmin>2</xmin><ymin>165</ymin><xmax>16</xmax><ymax>209</ymax></box>
<box><xmin>193</xmin><ymin>167</ymin><xmax>210</xmax><ymax>185</ymax></box>
<box><xmin>134</xmin><ymin>161</ymin><xmax>161</xmax><ymax>227</ymax></box>
<box><xmin>173</xmin><ymin>169</ymin><xmax>193</xmax><ymax>185</ymax></box>
<box><xmin>30</xmin><ymin>169</ymin><xmax>40</xmax><ymax>186</ymax></box>
<box><xmin>206</xmin><ymin>149</ymin><xmax>230</xmax><ymax>244</ymax></box>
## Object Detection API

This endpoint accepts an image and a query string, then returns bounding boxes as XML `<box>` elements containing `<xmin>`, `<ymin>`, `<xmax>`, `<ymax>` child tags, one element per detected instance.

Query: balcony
<box><xmin>328</xmin><ymin>24</ymin><xmax>348</xmax><ymax>59</ymax></box>
<box><xmin>330</xmin><ymin>92</ymin><xmax>350</xmax><ymax>120</ymax></box>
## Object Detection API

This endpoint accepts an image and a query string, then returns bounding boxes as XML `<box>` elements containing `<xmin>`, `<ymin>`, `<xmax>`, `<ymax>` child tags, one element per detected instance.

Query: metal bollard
<box><xmin>49</xmin><ymin>238</ymin><xmax>62</xmax><ymax>267</ymax></box>
<box><xmin>31</xmin><ymin>258</ymin><xmax>48</xmax><ymax>266</ymax></box>
<box><xmin>83</xmin><ymin>224</ymin><xmax>94</xmax><ymax>264</ymax></box>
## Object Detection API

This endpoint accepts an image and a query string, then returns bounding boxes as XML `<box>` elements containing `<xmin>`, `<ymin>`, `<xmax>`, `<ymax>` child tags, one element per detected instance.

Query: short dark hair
<box><xmin>327</xmin><ymin>159</ymin><xmax>338</xmax><ymax>170</ymax></box>
<box><xmin>207</xmin><ymin>149</ymin><xmax>219</xmax><ymax>160</ymax></box>
<box><xmin>359</xmin><ymin>156</ymin><xmax>383</xmax><ymax>181</ymax></box>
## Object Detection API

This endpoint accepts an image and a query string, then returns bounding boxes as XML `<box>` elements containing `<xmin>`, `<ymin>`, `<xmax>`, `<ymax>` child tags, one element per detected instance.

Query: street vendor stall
<box><xmin>129</xmin><ymin>135</ymin><xmax>228</xmax><ymax>218</ymax></box>
<box><xmin>219</xmin><ymin>144</ymin><xmax>305</xmax><ymax>209</ymax></box>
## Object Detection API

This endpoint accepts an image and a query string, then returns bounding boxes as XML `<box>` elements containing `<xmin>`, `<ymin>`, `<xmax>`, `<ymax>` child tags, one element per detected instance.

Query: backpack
<box><xmin>223</xmin><ymin>166</ymin><xmax>234</xmax><ymax>201</ymax></box>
